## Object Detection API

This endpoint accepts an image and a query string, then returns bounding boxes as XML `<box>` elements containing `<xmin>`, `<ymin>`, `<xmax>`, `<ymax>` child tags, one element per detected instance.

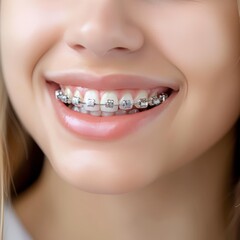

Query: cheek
<box><xmin>147</xmin><ymin>3</ymin><xmax>240</xmax><ymax>76</ymax></box>
<box><xmin>0</xmin><ymin>1</ymin><xmax>65</xmax><ymax>80</ymax></box>
<box><xmin>0</xmin><ymin>1</ymin><xmax>65</xmax><ymax>125</ymax></box>
<box><xmin>140</xmin><ymin>3</ymin><xmax>240</xmax><ymax>162</ymax></box>
<box><xmin>0</xmin><ymin>1</ymin><xmax>67</xmax><ymax>152</ymax></box>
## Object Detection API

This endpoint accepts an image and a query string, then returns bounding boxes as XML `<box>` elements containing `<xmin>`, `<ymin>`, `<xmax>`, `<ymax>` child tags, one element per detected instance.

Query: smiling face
<box><xmin>1</xmin><ymin>0</ymin><xmax>240</xmax><ymax>194</ymax></box>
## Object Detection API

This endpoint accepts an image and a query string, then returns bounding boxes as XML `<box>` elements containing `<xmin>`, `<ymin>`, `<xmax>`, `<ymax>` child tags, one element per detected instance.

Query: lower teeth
<box><xmin>55</xmin><ymin>89</ymin><xmax>170</xmax><ymax>116</ymax></box>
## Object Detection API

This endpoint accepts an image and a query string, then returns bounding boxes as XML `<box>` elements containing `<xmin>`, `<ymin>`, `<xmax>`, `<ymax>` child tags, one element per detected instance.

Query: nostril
<box><xmin>109</xmin><ymin>47</ymin><xmax>132</xmax><ymax>54</ymax></box>
<box><xmin>72</xmin><ymin>44</ymin><xmax>131</xmax><ymax>56</ymax></box>
<box><xmin>73</xmin><ymin>44</ymin><xmax>85</xmax><ymax>52</ymax></box>
<box><xmin>115</xmin><ymin>47</ymin><xmax>128</xmax><ymax>51</ymax></box>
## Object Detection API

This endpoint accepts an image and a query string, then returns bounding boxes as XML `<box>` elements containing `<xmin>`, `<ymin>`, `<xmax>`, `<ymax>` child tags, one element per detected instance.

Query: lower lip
<box><xmin>47</xmin><ymin>83</ymin><xmax>176</xmax><ymax>141</ymax></box>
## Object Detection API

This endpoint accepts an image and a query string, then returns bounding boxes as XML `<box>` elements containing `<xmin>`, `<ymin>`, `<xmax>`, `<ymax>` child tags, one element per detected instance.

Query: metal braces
<box><xmin>55</xmin><ymin>90</ymin><xmax>168</xmax><ymax>110</ymax></box>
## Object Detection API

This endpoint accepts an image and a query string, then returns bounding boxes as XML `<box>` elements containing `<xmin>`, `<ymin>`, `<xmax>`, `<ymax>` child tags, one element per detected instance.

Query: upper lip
<box><xmin>44</xmin><ymin>70</ymin><xmax>180</xmax><ymax>91</ymax></box>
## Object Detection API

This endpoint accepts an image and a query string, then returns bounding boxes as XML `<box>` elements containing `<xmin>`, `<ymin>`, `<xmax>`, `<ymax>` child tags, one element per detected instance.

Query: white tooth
<box><xmin>80</xmin><ymin>108</ymin><xmax>88</xmax><ymax>114</ymax></box>
<box><xmin>55</xmin><ymin>90</ymin><xmax>63</xmax><ymax>100</ymax></box>
<box><xmin>74</xmin><ymin>89</ymin><xmax>81</xmax><ymax>97</ymax></box>
<box><xmin>115</xmin><ymin>110</ymin><xmax>127</xmax><ymax>116</ymax></box>
<box><xmin>119</xmin><ymin>92</ymin><xmax>133</xmax><ymax>110</ymax></box>
<box><xmin>65</xmin><ymin>87</ymin><xmax>72</xmax><ymax>98</ymax></box>
<box><xmin>72</xmin><ymin>106</ymin><xmax>81</xmax><ymax>112</ymax></box>
<box><xmin>73</xmin><ymin>89</ymin><xmax>84</xmax><ymax>100</ymax></box>
<box><xmin>100</xmin><ymin>92</ymin><xmax>118</xmax><ymax>113</ymax></box>
<box><xmin>90</xmin><ymin>111</ymin><xmax>101</xmax><ymax>117</ymax></box>
<box><xmin>64</xmin><ymin>87</ymin><xmax>72</xmax><ymax>104</ymax></box>
<box><xmin>101</xmin><ymin>112</ymin><xmax>114</xmax><ymax>117</ymax></box>
<box><xmin>128</xmin><ymin>109</ymin><xmax>139</xmax><ymax>114</ymax></box>
<box><xmin>134</xmin><ymin>90</ymin><xmax>148</xmax><ymax>109</ymax></box>
<box><xmin>84</xmin><ymin>90</ymin><xmax>100</xmax><ymax>112</ymax></box>
<box><xmin>72</xmin><ymin>90</ymin><xmax>84</xmax><ymax>107</ymax></box>
<box><xmin>149</xmin><ymin>90</ymin><xmax>159</xmax><ymax>106</ymax></box>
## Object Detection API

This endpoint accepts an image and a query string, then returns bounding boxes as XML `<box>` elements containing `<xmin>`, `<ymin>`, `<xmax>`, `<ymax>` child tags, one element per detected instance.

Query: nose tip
<box><xmin>74</xmin><ymin>23</ymin><xmax>144</xmax><ymax>56</ymax></box>
<box><xmin>65</xmin><ymin>5</ymin><xmax>144</xmax><ymax>57</ymax></box>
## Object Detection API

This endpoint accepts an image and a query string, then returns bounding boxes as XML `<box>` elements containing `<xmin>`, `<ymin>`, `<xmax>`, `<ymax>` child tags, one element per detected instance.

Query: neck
<box><xmin>14</xmin><ymin>130</ymin><xmax>235</xmax><ymax>240</ymax></box>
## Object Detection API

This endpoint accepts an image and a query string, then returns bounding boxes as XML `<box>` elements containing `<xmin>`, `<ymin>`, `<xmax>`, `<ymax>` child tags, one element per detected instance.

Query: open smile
<box><xmin>45</xmin><ymin>72</ymin><xmax>179</xmax><ymax>140</ymax></box>
<box><xmin>55</xmin><ymin>87</ymin><xmax>170</xmax><ymax>116</ymax></box>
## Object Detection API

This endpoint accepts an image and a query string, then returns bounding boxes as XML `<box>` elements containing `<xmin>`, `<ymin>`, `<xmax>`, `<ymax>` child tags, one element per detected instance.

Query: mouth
<box><xmin>45</xmin><ymin>72</ymin><xmax>179</xmax><ymax>140</ymax></box>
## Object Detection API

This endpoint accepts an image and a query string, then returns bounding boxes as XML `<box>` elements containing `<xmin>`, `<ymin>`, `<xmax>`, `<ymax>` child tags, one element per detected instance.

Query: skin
<box><xmin>1</xmin><ymin>0</ymin><xmax>240</xmax><ymax>239</ymax></box>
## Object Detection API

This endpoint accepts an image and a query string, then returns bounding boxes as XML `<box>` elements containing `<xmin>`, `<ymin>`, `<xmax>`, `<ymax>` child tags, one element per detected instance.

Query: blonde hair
<box><xmin>0</xmin><ymin>73</ymin><xmax>30</xmax><ymax>240</ymax></box>
<box><xmin>0</xmin><ymin>72</ymin><xmax>9</xmax><ymax>240</ymax></box>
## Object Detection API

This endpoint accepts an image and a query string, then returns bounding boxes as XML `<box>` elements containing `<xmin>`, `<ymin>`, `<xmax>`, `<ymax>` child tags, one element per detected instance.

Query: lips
<box><xmin>44</xmin><ymin>71</ymin><xmax>180</xmax><ymax>91</ymax></box>
<box><xmin>45</xmin><ymin>72</ymin><xmax>179</xmax><ymax>140</ymax></box>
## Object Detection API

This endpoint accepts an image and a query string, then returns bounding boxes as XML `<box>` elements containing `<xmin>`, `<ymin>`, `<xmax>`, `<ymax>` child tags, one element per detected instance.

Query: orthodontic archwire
<box><xmin>55</xmin><ymin>89</ymin><xmax>168</xmax><ymax>110</ymax></box>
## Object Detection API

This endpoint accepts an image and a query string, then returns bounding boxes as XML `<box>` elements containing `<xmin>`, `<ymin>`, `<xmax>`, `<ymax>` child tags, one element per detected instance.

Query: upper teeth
<box><xmin>55</xmin><ymin>87</ymin><xmax>168</xmax><ymax>113</ymax></box>
<box><xmin>119</xmin><ymin>92</ymin><xmax>133</xmax><ymax>110</ymax></box>
<box><xmin>100</xmin><ymin>92</ymin><xmax>119</xmax><ymax>112</ymax></box>
<box><xmin>84</xmin><ymin>90</ymin><xmax>100</xmax><ymax>111</ymax></box>
<box><xmin>134</xmin><ymin>90</ymin><xmax>148</xmax><ymax>109</ymax></box>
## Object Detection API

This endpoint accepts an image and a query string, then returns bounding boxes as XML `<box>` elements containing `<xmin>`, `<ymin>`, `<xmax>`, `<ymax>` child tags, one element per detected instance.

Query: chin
<box><xmin>48</xmin><ymin>150</ymin><xmax>158</xmax><ymax>195</ymax></box>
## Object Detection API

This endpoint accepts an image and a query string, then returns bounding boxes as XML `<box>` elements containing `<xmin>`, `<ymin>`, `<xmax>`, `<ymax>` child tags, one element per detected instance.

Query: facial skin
<box><xmin>1</xmin><ymin>0</ymin><xmax>240</xmax><ymax>194</ymax></box>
